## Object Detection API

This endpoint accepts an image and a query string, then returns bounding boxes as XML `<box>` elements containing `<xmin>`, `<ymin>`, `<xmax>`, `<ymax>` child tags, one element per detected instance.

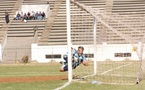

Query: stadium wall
<box><xmin>31</xmin><ymin>43</ymin><xmax>143</xmax><ymax>63</ymax></box>
<box><xmin>15</xmin><ymin>4</ymin><xmax>50</xmax><ymax>18</ymax></box>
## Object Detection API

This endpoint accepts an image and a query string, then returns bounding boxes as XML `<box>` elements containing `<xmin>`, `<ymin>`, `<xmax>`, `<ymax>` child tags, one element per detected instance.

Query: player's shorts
<box><xmin>63</xmin><ymin>62</ymin><xmax>79</xmax><ymax>71</ymax></box>
<box><xmin>63</xmin><ymin>65</ymin><xmax>68</xmax><ymax>71</ymax></box>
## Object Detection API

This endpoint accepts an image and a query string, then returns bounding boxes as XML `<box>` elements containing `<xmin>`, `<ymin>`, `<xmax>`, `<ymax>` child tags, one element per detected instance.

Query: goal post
<box><xmin>136</xmin><ymin>42</ymin><xmax>145</xmax><ymax>84</ymax></box>
<box><xmin>66</xmin><ymin>0</ymin><xmax>145</xmax><ymax>85</ymax></box>
<box><xmin>66</xmin><ymin>0</ymin><xmax>72</xmax><ymax>82</ymax></box>
<box><xmin>93</xmin><ymin>17</ymin><xmax>97</xmax><ymax>75</ymax></box>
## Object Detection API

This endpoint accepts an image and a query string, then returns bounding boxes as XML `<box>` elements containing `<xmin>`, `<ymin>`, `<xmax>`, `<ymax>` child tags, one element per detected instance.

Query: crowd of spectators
<box><xmin>13</xmin><ymin>11</ymin><xmax>46</xmax><ymax>22</ymax></box>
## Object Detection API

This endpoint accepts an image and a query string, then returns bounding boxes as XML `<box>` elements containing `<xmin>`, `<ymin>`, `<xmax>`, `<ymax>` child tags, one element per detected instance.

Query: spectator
<box><xmin>20</xmin><ymin>12</ymin><xmax>24</xmax><ymax>21</ymax></box>
<box><xmin>34</xmin><ymin>11</ymin><xmax>38</xmax><ymax>20</ymax></box>
<box><xmin>22</xmin><ymin>13</ymin><xmax>28</xmax><ymax>23</ymax></box>
<box><xmin>38</xmin><ymin>11</ymin><xmax>42</xmax><ymax>20</ymax></box>
<box><xmin>31</xmin><ymin>11</ymin><xmax>35</xmax><ymax>20</ymax></box>
<box><xmin>42</xmin><ymin>11</ymin><xmax>46</xmax><ymax>20</ymax></box>
<box><xmin>23</xmin><ymin>13</ymin><xmax>28</xmax><ymax>20</ymax></box>
<box><xmin>5</xmin><ymin>12</ymin><xmax>9</xmax><ymax>24</ymax></box>
<box><xmin>16</xmin><ymin>12</ymin><xmax>21</xmax><ymax>20</ymax></box>
<box><xmin>13</xmin><ymin>11</ymin><xmax>46</xmax><ymax>21</ymax></box>
<box><xmin>27</xmin><ymin>12</ymin><xmax>31</xmax><ymax>20</ymax></box>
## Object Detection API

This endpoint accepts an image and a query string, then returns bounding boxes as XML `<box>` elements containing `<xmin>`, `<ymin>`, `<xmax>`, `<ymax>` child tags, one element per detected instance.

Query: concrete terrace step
<box><xmin>8</xmin><ymin>27</ymin><xmax>44</xmax><ymax>31</ymax></box>
<box><xmin>8</xmin><ymin>19</ymin><xmax>46</xmax><ymax>37</ymax></box>
<box><xmin>50</xmin><ymin>30</ymin><xmax>66</xmax><ymax>33</ymax></box>
<box><xmin>48</xmin><ymin>38</ymin><xmax>67</xmax><ymax>41</ymax></box>
<box><xmin>7</xmin><ymin>29</ymin><xmax>44</xmax><ymax>37</ymax></box>
<box><xmin>9</xmin><ymin>24</ymin><xmax>45</xmax><ymax>28</ymax></box>
<box><xmin>0</xmin><ymin>6</ymin><xmax>15</xmax><ymax>8</ymax></box>
<box><xmin>23</xmin><ymin>0</ymin><xmax>54</xmax><ymax>9</ymax></box>
<box><xmin>49</xmin><ymin>35</ymin><xmax>67</xmax><ymax>39</ymax></box>
<box><xmin>38</xmin><ymin>0</ymin><xmax>145</xmax><ymax>46</ymax></box>
<box><xmin>38</xmin><ymin>42</ymin><xmax>67</xmax><ymax>46</ymax></box>
<box><xmin>8</xmin><ymin>33</ymin><xmax>34</xmax><ymax>37</ymax></box>
<box><xmin>8</xmin><ymin>33</ymin><xmax>42</xmax><ymax>37</ymax></box>
<box><xmin>23</xmin><ymin>0</ymin><xmax>51</xmax><ymax>5</ymax></box>
<box><xmin>11</xmin><ymin>20</ymin><xmax>47</xmax><ymax>22</ymax></box>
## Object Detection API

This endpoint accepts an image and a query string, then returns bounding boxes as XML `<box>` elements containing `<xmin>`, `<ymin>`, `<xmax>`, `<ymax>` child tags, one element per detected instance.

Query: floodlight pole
<box><xmin>66</xmin><ymin>0</ymin><xmax>72</xmax><ymax>82</ymax></box>
<box><xmin>93</xmin><ymin>17</ymin><xmax>97</xmax><ymax>74</ymax></box>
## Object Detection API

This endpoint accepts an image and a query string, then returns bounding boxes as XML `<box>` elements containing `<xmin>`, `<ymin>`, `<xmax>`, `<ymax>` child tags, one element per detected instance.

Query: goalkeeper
<box><xmin>60</xmin><ymin>46</ymin><xmax>88</xmax><ymax>72</ymax></box>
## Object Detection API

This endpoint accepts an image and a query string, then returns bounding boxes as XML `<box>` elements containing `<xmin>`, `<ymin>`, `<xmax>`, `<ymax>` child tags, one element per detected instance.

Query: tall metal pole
<box><xmin>66</xmin><ymin>0</ymin><xmax>72</xmax><ymax>82</ymax></box>
<box><xmin>93</xmin><ymin>17</ymin><xmax>97</xmax><ymax>74</ymax></box>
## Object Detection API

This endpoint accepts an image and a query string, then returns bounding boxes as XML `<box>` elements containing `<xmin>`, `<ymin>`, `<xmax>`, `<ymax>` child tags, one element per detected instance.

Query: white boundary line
<box><xmin>54</xmin><ymin>62</ymin><xmax>134</xmax><ymax>90</ymax></box>
<box><xmin>54</xmin><ymin>82</ymin><xmax>71</xmax><ymax>90</ymax></box>
<box><xmin>73</xmin><ymin>74</ymin><xmax>96</xmax><ymax>82</ymax></box>
<box><xmin>101</xmin><ymin>62</ymin><xmax>133</xmax><ymax>75</ymax></box>
<box><xmin>72</xmin><ymin>62</ymin><xmax>134</xmax><ymax>85</ymax></box>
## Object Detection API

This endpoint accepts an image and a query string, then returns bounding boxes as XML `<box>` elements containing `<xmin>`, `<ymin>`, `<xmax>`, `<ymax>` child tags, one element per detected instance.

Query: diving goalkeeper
<box><xmin>60</xmin><ymin>46</ymin><xmax>88</xmax><ymax>72</ymax></box>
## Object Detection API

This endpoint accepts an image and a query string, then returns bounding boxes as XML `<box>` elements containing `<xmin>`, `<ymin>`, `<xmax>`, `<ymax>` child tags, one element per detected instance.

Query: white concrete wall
<box><xmin>17</xmin><ymin>5</ymin><xmax>50</xmax><ymax>18</ymax></box>
<box><xmin>96</xmin><ymin>44</ymin><xmax>138</xmax><ymax>61</ymax></box>
<box><xmin>31</xmin><ymin>44</ymin><xmax>68</xmax><ymax>63</ymax></box>
<box><xmin>31</xmin><ymin>43</ymin><xmax>144</xmax><ymax>63</ymax></box>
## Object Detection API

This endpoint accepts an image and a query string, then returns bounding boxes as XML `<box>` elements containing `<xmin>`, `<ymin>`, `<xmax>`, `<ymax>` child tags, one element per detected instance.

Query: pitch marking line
<box><xmin>101</xmin><ymin>62</ymin><xmax>133</xmax><ymax>75</ymax></box>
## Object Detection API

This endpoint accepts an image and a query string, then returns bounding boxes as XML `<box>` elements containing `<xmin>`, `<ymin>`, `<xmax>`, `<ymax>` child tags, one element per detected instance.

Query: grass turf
<box><xmin>0</xmin><ymin>62</ymin><xmax>144</xmax><ymax>90</ymax></box>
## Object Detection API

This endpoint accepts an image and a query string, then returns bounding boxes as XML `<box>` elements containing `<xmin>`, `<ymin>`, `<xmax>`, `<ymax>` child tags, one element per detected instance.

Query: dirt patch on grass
<box><xmin>0</xmin><ymin>76</ymin><xmax>68</xmax><ymax>83</ymax></box>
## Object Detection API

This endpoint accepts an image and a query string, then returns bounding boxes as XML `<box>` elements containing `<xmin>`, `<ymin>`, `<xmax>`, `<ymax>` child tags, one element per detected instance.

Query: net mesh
<box><xmin>69</xmin><ymin>2</ymin><xmax>145</xmax><ymax>85</ymax></box>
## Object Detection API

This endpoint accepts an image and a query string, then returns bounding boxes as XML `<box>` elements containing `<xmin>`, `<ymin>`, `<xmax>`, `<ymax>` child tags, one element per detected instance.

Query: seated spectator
<box><xmin>38</xmin><ymin>11</ymin><xmax>42</xmax><ymax>20</ymax></box>
<box><xmin>23</xmin><ymin>13</ymin><xmax>28</xmax><ymax>20</ymax></box>
<box><xmin>42</xmin><ymin>11</ymin><xmax>46</xmax><ymax>20</ymax></box>
<box><xmin>34</xmin><ymin>11</ymin><xmax>38</xmax><ymax>20</ymax></box>
<box><xmin>20</xmin><ymin>12</ymin><xmax>24</xmax><ymax>21</ymax></box>
<box><xmin>27</xmin><ymin>12</ymin><xmax>31</xmax><ymax>20</ymax></box>
<box><xmin>13</xmin><ymin>11</ymin><xmax>46</xmax><ymax>21</ymax></box>
<box><xmin>16</xmin><ymin>12</ymin><xmax>21</xmax><ymax>20</ymax></box>
<box><xmin>31</xmin><ymin>11</ymin><xmax>35</xmax><ymax>20</ymax></box>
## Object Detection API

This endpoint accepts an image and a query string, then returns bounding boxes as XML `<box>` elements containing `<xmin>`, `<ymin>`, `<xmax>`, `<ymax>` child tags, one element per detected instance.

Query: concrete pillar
<box><xmin>105</xmin><ymin>0</ymin><xmax>113</xmax><ymax>14</ymax></box>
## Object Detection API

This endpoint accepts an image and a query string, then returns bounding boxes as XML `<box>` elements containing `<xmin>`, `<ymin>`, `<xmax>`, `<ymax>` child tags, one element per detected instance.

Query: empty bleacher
<box><xmin>39</xmin><ymin>0</ymin><xmax>65</xmax><ymax>45</ymax></box>
<box><xmin>7</xmin><ymin>20</ymin><xmax>46</xmax><ymax>37</ymax></box>
<box><xmin>112</xmin><ymin>0</ymin><xmax>145</xmax><ymax>16</ymax></box>
<box><xmin>39</xmin><ymin>0</ymin><xmax>94</xmax><ymax>45</ymax></box>
<box><xmin>72</xmin><ymin>0</ymin><xmax>145</xmax><ymax>44</ymax></box>
<box><xmin>38</xmin><ymin>0</ymin><xmax>145</xmax><ymax>45</ymax></box>
<box><xmin>76</xmin><ymin>0</ymin><xmax>106</xmax><ymax>10</ymax></box>
<box><xmin>0</xmin><ymin>0</ymin><xmax>18</xmax><ymax>43</ymax></box>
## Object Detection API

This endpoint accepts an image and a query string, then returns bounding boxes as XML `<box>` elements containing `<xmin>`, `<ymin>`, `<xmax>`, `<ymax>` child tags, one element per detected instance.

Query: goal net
<box><xmin>68</xmin><ymin>2</ymin><xmax>145</xmax><ymax>85</ymax></box>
